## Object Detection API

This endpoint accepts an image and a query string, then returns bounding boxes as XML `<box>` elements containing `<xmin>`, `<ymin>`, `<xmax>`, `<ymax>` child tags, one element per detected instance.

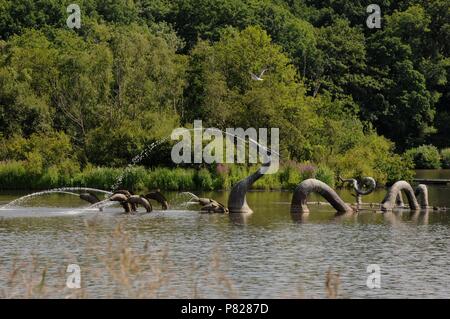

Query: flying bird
<box><xmin>250</xmin><ymin>68</ymin><xmax>268</xmax><ymax>81</ymax></box>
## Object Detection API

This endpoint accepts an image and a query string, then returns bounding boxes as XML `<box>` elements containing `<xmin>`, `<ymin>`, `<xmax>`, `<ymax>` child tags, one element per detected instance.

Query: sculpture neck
<box><xmin>244</xmin><ymin>166</ymin><xmax>265</xmax><ymax>188</ymax></box>
<box><xmin>227</xmin><ymin>161</ymin><xmax>270</xmax><ymax>214</ymax></box>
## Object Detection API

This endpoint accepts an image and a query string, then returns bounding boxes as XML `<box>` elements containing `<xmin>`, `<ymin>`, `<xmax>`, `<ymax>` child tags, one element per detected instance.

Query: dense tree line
<box><xmin>0</xmin><ymin>0</ymin><xmax>448</xmax><ymax>187</ymax></box>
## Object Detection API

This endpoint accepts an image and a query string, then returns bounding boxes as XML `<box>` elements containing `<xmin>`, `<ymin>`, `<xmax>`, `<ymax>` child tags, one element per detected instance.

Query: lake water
<box><xmin>0</xmin><ymin>170</ymin><xmax>449</xmax><ymax>298</ymax></box>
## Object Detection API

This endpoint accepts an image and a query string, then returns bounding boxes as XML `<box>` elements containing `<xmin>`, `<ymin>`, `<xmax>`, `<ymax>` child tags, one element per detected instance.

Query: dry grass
<box><xmin>325</xmin><ymin>267</ymin><xmax>341</xmax><ymax>299</ymax></box>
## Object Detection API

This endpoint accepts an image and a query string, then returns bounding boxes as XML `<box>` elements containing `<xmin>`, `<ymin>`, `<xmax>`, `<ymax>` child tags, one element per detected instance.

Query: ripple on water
<box><xmin>0</xmin><ymin>189</ymin><xmax>449</xmax><ymax>298</ymax></box>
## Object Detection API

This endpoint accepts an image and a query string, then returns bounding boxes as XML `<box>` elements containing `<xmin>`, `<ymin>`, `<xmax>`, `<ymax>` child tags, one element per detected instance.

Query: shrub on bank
<box><xmin>441</xmin><ymin>148</ymin><xmax>450</xmax><ymax>169</ymax></box>
<box><xmin>147</xmin><ymin>167</ymin><xmax>194</xmax><ymax>190</ymax></box>
<box><xmin>195</xmin><ymin>168</ymin><xmax>214</xmax><ymax>191</ymax></box>
<box><xmin>73</xmin><ymin>166</ymin><xmax>122</xmax><ymax>190</ymax></box>
<box><xmin>328</xmin><ymin>133</ymin><xmax>414</xmax><ymax>185</ymax></box>
<box><xmin>404</xmin><ymin>145</ymin><xmax>441</xmax><ymax>169</ymax></box>
<box><xmin>0</xmin><ymin>161</ymin><xmax>28</xmax><ymax>189</ymax></box>
<box><xmin>374</xmin><ymin>154</ymin><xmax>415</xmax><ymax>185</ymax></box>
<box><xmin>279</xmin><ymin>162</ymin><xmax>303</xmax><ymax>190</ymax></box>
<box><xmin>0</xmin><ymin>160</ymin><xmax>82</xmax><ymax>189</ymax></box>
<box><xmin>315</xmin><ymin>165</ymin><xmax>335</xmax><ymax>187</ymax></box>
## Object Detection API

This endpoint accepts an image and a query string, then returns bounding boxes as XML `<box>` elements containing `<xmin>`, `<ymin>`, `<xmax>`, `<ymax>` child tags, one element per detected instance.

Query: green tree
<box><xmin>404</xmin><ymin>145</ymin><xmax>441</xmax><ymax>169</ymax></box>
<box><xmin>363</xmin><ymin>7</ymin><xmax>438</xmax><ymax>149</ymax></box>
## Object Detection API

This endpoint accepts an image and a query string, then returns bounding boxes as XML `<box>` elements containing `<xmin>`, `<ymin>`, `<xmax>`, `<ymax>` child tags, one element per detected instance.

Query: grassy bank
<box><xmin>0</xmin><ymin>161</ymin><xmax>333</xmax><ymax>191</ymax></box>
<box><xmin>0</xmin><ymin>160</ymin><xmax>414</xmax><ymax>192</ymax></box>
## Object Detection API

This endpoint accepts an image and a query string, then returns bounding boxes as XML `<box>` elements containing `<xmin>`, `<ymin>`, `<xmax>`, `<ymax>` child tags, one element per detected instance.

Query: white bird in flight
<box><xmin>250</xmin><ymin>68</ymin><xmax>268</xmax><ymax>81</ymax></box>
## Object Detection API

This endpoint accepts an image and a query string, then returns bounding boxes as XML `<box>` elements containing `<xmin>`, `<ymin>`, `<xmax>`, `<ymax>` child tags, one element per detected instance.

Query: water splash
<box><xmin>181</xmin><ymin>192</ymin><xmax>199</xmax><ymax>201</ymax></box>
<box><xmin>1</xmin><ymin>187</ymin><xmax>112</xmax><ymax>209</ymax></box>
<box><xmin>87</xmin><ymin>198</ymin><xmax>117</xmax><ymax>210</ymax></box>
<box><xmin>59</xmin><ymin>198</ymin><xmax>119</xmax><ymax>215</ymax></box>
<box><xmin>176</xmin><ymin>192</ymin><xmax>201</xmax><ymax>207</ymax></box>
<box><xmin>111</xmin><ymin>137</ymin><xmax>172</xmax><ymax>191</ymax></box>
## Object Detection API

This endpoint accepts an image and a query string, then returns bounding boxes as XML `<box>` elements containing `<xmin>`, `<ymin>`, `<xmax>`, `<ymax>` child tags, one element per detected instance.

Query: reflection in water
<box><xmin>333</xmin><ymin>211</ymin><xmax>357</xmax><ymax>223</ymax></box>
<box><xmin>0</xmin><ymin>174</ymin><xmax>448</xmax><ymax>298</ymax></box>
<box><xmin>229</xmin><ymin>212</ymin><xmax>253</xmax><ymax>225</ymax></box>
<box><xmin>382</xmin><ymin>211</ymin><xmax>403</xmax><ymax>226</ymax></box>
<box><xmin>381</xmin><ymin>209</ymin><xmax>428</xmax><ymax>226</ymax></box>
<box><xmin>290</xmin><ymin>213</ymin><xmax>309</xmax><ymax>224</ymax></box>
<box><xmin>410</xmin><ymin>210</ymin><xmax>429</xmax><ymax>225</ymax></box>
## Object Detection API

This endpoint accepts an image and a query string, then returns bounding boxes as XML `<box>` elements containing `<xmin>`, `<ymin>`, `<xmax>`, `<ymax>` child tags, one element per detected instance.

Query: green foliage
<box><xmin>195</xmin><ymin>168</ymin><xmax>214</xmax><ymax>191</ymax></box>
<box><xmin>315</xmin><ymin>165</ymin><xmax>335</xmax><ymax>187</ymax></box>
<box><xmin>184</xmin><ymin>26</ymin><xmax>320</xmax><ymax>160</ymax></box>
<box><xmin>73</xmin><ymin>166</ymin><xmax>121</xmax><ymax>190</ymax></box>
<box><xmin>13</xmin><ymin>162</ymin><xmax>330</xmax><ymax>191</ymax></box>
<box><xmin>317</xmin><ymin>18</ymin><xmax>367</xmax><ymax>106</ymax></box>
<box><xmin>0</xmin><ymin>132</ymin><xmax>80</xmax><ymax>180</ymax></box>
<box><xmin>0</xmin><ymin>159</ymin><xmax>82</xmax><ymax>189</ymax></box>
<box><xmin>279</xmin><ymin>162</ymin><xmax>302</xmax><ymax>190</ymax></box>
<box><xmin>0</xmin><ymin>23</ymin><xmax>186</xmax><ymax>166</ymax></box>
<box><xmin>404</xmin><ymin>145</ymin><xmax>442</xmax><ymax>169</ymax></box>
<box><xmin>375</xmin><ymin>153</ymin><xmax>414</xmax><ymax>185</ymax></box>
<box><xmin>330</xmin><ymin>132</ymin><xmax>414</xmax><ymax>185</ymax></box>
<box><xmin>0</xmin><ymin>161</ymin><xmax>28</xmax><ymax>189</ymax></box>
<box><xmin>146</xmin><ymin>167</ymin><xmax>195</xmax><ymax>191</ymax></box>
<box><xmin>441</xmin><ymin>149</ymin><xmax>450</xmax><ymax>169</ymax></box>
<box><xmin>0</xmin><ymin>0</ymin><xmax>447</xmax><ymax>191</ymax></box>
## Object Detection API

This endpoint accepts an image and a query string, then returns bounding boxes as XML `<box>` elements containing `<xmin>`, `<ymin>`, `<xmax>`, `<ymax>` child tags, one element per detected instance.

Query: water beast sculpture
<box><xmin>227</xmin><ymin>161</ymin><xmax>271</xmax><ymax>214</ymax></box>
<box><xmin>381</xmin><ymin>181</ymin><xmax>429</xmax><ymax>211</ymax></box>
<box><xmin>290</xmin><ymin>179</ymin><xmax>354</xmax><ymax>214</ymax></box>
<box><xmin>415</xmin><ymin>184</ymin><xmax>429</xmax><ymax>209</ymax></box>
<box><xmin>339</xmin><ymin>176</ymin><xmax>376</xmax><ymax>205</ymax></box>
<box><xmin>110</xmin><ymin>192</ymin><xmax>133</xmax><ymax>213</ymax></box>
<box><xmin>289</xmin><ymin>179</ymin><xmax>430</xmax><ymax>214</ymax></box>
<box><xmin>107</xmin><ymin>190</ymin><xmax>170</xmax><ymax>213</ymax></box>
<box><xmin>193</xmin><ymin>198</ymin><xmax>229</xmax><ymax>214</ymax></box>
<box><xmin>79</xmin><ymin>192</ymin><xmax>103</xmax><ymax>211</ymax></box>
<box><xmin>144</xmin><ymin>190</ymin><xmax>169</xmax><ymax>210</ymax></box>
<box><xmin>226</xmin><ymin>159</ymin><xmax>433</xmax><ymax>215</ymax></box>
<box><xmin>128</xmin><ymin>195</ymin><xmax>153</xmax><ymax>213</ymax></box>
<box><xmin>75</xmin><ymin>164</ymin><xmax>432</xmax><ymax>215</ymax></box>
<box><xmin>79</xmin><ymin>192</ymin><xmax>101</xmax><ymax>205</ymax></box>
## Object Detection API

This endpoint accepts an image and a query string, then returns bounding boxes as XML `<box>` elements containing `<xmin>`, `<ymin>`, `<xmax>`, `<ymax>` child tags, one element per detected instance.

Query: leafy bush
<box><xmin>253</xmin><ymin>169</ymin><xmax>282</xmax><ymax>190</ymax></box>
<box><xmin>441</xmin><ymin>148</ymin><xmax>450</xmax><ymax>169</ymax></box>
<box><xmin>56</xmin><ymin>159</ymin><xmax>81</xmax><ymax>185</ymax></box>
<box><xmin>172</xmin><ymin>168</ymin><xmax>196</xmax><ymax>190</ymax></box>
<box><xmin>37</xmin><ymin>166</ymin><xmax>60</xmax><ymax>189</ymax></box>
<box><xmin>279</xmin><ymin>162</ymin><xmax>302</xmax><ymax>190</ymax></box>
<box><xmin>147</xmin><ymin>168</ymin><xmax>195</xmax><ymax>190</ymax></box>
<box><xmin>404</xmin><ymin>145</ymin><xmax>441</xmax><ymax>169</ymax></box>
<box><xmin>73</xmin><ymin>166</ymin><xmax>122</xmax><ymax>190</ymax></box>
<box><xmin>23</xmin><ymin>151</ymin><xmax>44</xmax><ymax>176</ymax></box>
<box><xmin>195</xmin><ymin>168</ymin><xmax>214</xmax><ymax>191</ymax></box>
<box><xmin>330</xmin><ymin>133</ymin><xmax>415</xmax><ymax>185</ymax></box>
<box><xmin>315</xmin><ymin>165</ymin><xmax>335</xmax><ymax>187</ymax></box>
<box><xmin>0</xmin><ymin>161</ymin><xmax>28</xmax><ymax>189</ymax></box>
<box><xmin>375</xmin><ymin>154</ymin><xmax>414</xmax><ymax>185</ymax></box>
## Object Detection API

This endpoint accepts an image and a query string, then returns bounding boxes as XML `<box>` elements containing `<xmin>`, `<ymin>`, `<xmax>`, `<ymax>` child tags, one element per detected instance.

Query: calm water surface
<box><xmin>0</xmin><ymin>170</ymin><xmax>449</xmax><ymax>298</ymax></box>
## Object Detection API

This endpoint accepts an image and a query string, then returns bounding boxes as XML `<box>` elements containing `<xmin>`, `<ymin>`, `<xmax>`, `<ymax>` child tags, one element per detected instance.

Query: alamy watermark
<box><xmin>366</xmin><ymin>264</ymin><xmax>381</xmax><ymax>289</ymax></box>
<box><xmin>66</xmin><ymin>4</ymin><xmax>81</xmax><ymax>29</ymax></box>
<box><xmin>366</xmin><ymin>4</ymin><xmax>381</xmax><ymax>29</ymax></box>
<box><xmin>65</xmin><ymin>3</ymin><xmax>380</xmax><ymax>30</ymax></box>
<box><xmin>170</xmin><ymin>120</ymin><xmax>279</xmax><ymax>174</ymax></box>
<box><xmin>66</xmin><ymin>264</ymin><xmax>81</xmax><ymax>289</ymax></box>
